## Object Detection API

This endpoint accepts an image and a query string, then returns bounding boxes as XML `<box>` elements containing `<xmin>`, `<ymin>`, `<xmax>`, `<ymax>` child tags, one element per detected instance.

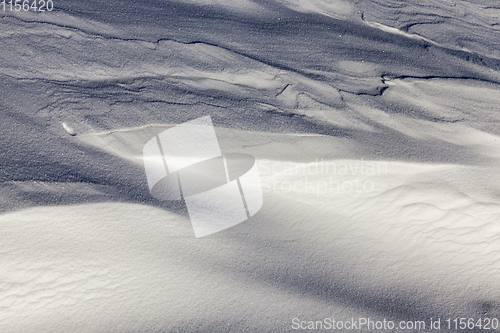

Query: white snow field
<box><xmin>1</xmin><ymin>0</ymin><xmax>500</xmax><ymax>332</ymax></box>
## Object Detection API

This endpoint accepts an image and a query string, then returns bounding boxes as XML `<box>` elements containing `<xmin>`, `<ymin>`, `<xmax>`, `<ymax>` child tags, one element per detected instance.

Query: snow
<box><xmin>1</xmin><ymin>0</ymin><xmax>500</xmax><ymax>331</ymax></box>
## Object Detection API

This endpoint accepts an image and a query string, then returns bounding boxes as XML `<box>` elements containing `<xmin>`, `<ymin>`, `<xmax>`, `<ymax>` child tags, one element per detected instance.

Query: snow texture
<box><xmin>1</xmin><ymin>0</ymin><xmax>500</xmax><ymax>332</ymax></box>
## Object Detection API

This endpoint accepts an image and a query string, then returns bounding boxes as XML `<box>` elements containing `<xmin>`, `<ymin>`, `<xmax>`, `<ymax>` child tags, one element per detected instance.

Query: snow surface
<box><xmin>1</xmin><ymin>0</ymin><xmax>500</xmax><ymax>332</ymax></box>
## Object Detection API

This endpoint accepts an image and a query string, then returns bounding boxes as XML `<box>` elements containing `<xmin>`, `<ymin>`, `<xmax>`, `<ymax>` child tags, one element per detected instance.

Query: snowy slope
<box><xmin>1</xmin><ymin>0</ymin><xmax>500</xmax><ymax>332</ymax></box>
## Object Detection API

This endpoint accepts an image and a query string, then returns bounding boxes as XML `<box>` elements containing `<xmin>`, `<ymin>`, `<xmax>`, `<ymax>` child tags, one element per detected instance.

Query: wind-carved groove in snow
<box><xmin>362</xmin><ymin>19</ymin><xmax>500</xmax><ymax>74</ymax></box>
<box><xmin>357</xmin><ymin>0</ymin><xmax>500</xmax><ymax>62</ymax></box>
